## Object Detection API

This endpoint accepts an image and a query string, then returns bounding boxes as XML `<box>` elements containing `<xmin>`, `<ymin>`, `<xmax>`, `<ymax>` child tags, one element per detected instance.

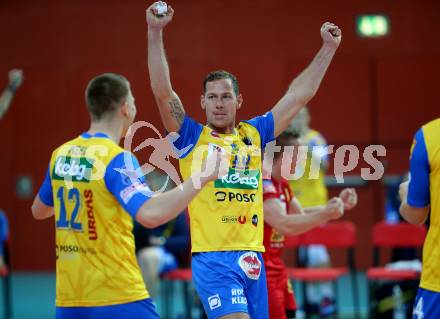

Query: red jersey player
<box><xmin>262</xmin><ymin>131</ymin><xmax>358</xmax><ymax>318</ymax></box>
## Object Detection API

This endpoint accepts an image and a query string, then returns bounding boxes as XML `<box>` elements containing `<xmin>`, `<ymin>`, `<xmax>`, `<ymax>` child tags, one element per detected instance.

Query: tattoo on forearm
<box><xmin>168</xmin><ymin>99</ymin><xmax>185</xmax><ymax>125</ymax></box>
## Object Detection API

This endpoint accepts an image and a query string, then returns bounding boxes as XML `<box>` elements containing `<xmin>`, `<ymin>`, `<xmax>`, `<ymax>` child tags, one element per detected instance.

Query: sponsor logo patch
<box><xmin>242</xmin><ymin>136</ymin><xmax>253</xmax><ymax>146</ymax></box>
<box><xmin>238</xmin><ymin>252</ymin><xmax>262</xmax><ymax>280</ymax></box>
<box><xmin>231</xmin><ymin>289</ymin><xmax>247</xmax><ymax>305</ymax></box>
<box><xmin>52</xmin><ymin>156</ymin><xmax>93</xmax><ymax>182</ymax></box>
<box><xmin>120</xmin><ymin>181</ymin><xmax>151</xmax><ymax>204</ymax></box>
<box><xmin>215</xmin><ymin>169</ymin><xmax>260</xmax><ymax>190</ymax></box>
<box><xmin>114</xmin><ymin>168</ymin><xmax>140</xmax><ymax>185</ymax></box>
<box><xmin>55</xmin><ymin>244</ymin><xmax>96</xmax><ymax>260</ymax></box>
<box><xmin>270</xmin><ymin>229</ymin><xmax>284</xmax><ymax>248</ymax></box>
<box><xmin>208</xmin><ymin>294</ymin><xmax>221</xmax><ymax>310</ymax></box>
<box><xmin>252</xmin><ymin>214</ymin><xmax>259</xmax><ymax>227</ymax></box>
<box><xmin>221</xmin><ymin>215</ymin><xmax>247</xmax><ymax>224</ymax></box>
<box><xmin>214</xmin><ymin>191</ymin><xmax>256</xmax><ymax>203</ymax></box>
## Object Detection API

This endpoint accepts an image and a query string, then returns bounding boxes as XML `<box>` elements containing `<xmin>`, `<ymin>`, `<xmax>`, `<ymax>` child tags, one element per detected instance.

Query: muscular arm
<box><xmin>271</xmin><ymin>23</ymin><xmax>341</xmax><ymax>137</ymax></box>
<box><xmin>147</xmin><ymin>4</ymin><xmax>185</xmax><ymax>132</ymax></box>
<box><xmin>136</xmin><ymin>150</ymin><xmax>227</xmax><ymax>228</ymax></box>
<box><xmin>136</xmin><ymin>172</ymin><xmax>207</xmax><ymax>228</ymax></box>
<box><xmin>264</xmin><ymin>197</ymin><xmax>340</xmax><ymax>236</ymax></box>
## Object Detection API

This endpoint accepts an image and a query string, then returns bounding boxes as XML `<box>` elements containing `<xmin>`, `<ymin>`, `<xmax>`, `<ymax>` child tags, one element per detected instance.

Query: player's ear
<box><xmin>236</xmin><ymin>94</ymin><xmax>243</xmax><ymax>110</ymax></box>
<box><xmin>120</xmin><ymin>101</ymin><xmax>129</xmax><ymax>117</ymax></box>
<box><xmin>200</xmin><ymin>94</ymin><xmax>206</xmax><ymax>110</ymax></box>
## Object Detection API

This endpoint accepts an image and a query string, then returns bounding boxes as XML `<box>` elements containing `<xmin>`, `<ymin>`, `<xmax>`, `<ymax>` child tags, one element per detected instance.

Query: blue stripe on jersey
<box><xmin>408</xmin><ymin>128</ymin><xmax>430</xmax><ymax>208</ymax></box>
<box><xmin>39</xmin><ymin>166</ymin><xmax>54</xmax><ymax>206</ymax></box>
<box><xmin>243</xmin><ymin>112</ymin><xmax>275</xmax><ymax>150</ymax></box>
<box><xmin>104</xmin><ymin>152</ymin><xmax>152</xmax><ymax>218</ymax></box>
<box><xmin>80</xmin><ymin>132</ymin><xmax>110</xmax><ymax>139</ymax></box>
<box><xmin>172</xmin><ymin>115</ymin><xmax>204</xmax><ymax>159</ymax></box>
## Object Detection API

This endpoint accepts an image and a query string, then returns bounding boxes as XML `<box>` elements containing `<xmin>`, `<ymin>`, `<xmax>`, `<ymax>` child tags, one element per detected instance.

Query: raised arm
<box><xmin>146</xmin><ymin>2</ymin><xmax>185</xmax><ymax>133</ymax></box>
<box><xmin>264</xmin><ymin>196</ymin><xmax>344</xmax><ymax>236</ymax></box>
<box><xmin>271</xmin><ymin>22</ymin><xmax>341</xmax><ymax>137</ymax></box>
<box><xmin>0</xmin><ymin>69</ymin><xmax>24</xmax><ymax>120</ymax></box>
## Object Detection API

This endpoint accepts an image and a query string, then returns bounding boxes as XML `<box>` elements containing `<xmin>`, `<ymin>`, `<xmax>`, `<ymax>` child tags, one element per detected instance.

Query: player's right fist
<box><xmin>146</xmin><ymin>1</ymin><xmax>174</xmax><ymax>30</ymax></box>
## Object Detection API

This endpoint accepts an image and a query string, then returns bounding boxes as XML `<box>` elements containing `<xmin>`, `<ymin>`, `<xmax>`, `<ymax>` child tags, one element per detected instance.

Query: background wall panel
<box><xmin>0</xmin><ymin>0</ymin><xmax>438</xmax><ymax>269</ymax></box>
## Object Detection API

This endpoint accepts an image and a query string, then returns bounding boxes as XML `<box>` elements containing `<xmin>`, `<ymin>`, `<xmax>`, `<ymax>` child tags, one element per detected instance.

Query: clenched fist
<box><xmin>146</xmin><ymin>1</ymin><xmax>174</xmax><ymax>31</ymax></box>
<box><xmin>321</xmin><ymin>22</ymin><xmax>342</xmax><ymax>48</ymax></box>
<box><xmin>339</xmin><ymin>188</ymin><xmax>358</xmax><ymax>210</ymax></box>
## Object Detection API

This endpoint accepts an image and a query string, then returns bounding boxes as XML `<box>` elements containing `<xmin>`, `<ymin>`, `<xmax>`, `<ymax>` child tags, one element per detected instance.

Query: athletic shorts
<box><xmin>55</xmin><ymin>298</ymin><xmax>159</xmax><ymax>319</ymax></box>
<box><xmin>192</xmin><ymin>251</ymin><xmax>268</xmax><ymax>319</ymax></box>
<box><xmin>267</xmin><ymin>269</ymin><xmax>296</xmax><ymax>319</ymax></box>
<box><xmin>413</xmin><ymin>287</ymin><xmax>440</xmax><ymax>319</ymax></box>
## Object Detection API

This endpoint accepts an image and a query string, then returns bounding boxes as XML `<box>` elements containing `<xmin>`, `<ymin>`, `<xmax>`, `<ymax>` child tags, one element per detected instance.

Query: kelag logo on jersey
<box><xmin>214</xmin><ymin>169</ymin><xmax>260</xmax><ymax>190</ymax></box>
<box><xmin>52</xmin><ymin>156</ymin><xmax>93</xmax><ymax>182</ymax></box>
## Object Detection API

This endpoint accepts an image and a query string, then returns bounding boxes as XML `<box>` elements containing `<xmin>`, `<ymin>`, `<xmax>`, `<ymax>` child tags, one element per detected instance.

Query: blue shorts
<box><xmin>55</xmin><ymin>298</ymin><xmax>159</xmax><ymax>319</ymax></box>
<box><xmin>413</xmin><ymin>287</ymin><xmax>440</xmax><ymax>319</ymax></box>
<box><xmin>192</xmin><ymin>251</ymin><xmax>268</xmax><ymax>319</ymax></box>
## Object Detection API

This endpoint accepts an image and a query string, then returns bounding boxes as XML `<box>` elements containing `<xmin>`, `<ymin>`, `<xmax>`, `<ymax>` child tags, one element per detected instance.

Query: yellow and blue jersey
<box><xmin>172</xmin><ymin>113</ymin><xmax>274</xmax><ymax>253</ymax></box>
<box><xmin>289</xmin><ymin>129</ymin><xmax>328</xmax><ymax>207</ymax></box>
<box><xmin>408</xmin><ymin>118</ymin><xmax>440</xmax><ymax>293</ymax></box>
<box><xmin>38</xmin><ymin>132</ymin><xmax>152</xmax><ymax>307</ymax></box>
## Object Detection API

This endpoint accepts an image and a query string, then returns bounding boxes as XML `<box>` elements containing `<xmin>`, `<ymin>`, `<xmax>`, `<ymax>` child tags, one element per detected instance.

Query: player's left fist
<box><xmin>339</xmin><ymin>188</ymin><xmax>358</xmax><ymax>211</ymax></box>
<box><xmin>320</xmin><ymin>22</ymin><xmax>342</xmax><ymax>48</ymax></box>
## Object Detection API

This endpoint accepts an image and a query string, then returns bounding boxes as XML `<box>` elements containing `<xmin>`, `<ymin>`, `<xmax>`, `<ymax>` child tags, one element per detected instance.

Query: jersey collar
<box><xmin>80</xmin><ymin>132</ymin><xmax>110</xmax><ymax>139</ymax></box>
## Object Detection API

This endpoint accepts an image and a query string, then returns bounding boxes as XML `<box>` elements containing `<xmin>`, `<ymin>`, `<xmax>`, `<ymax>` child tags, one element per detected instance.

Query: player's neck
<box><xmin>88</xmin><ymin>121</ymin><xmax>123</xmax><ymax>144</ymax></box>
<box><xmin>207</xmin><ymin>122</ymin><xmax>236</xmax><ymax>134</ymax></box>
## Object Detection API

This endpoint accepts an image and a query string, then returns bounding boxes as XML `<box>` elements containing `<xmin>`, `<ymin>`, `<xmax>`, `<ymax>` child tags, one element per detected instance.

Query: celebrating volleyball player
<box><xmin>31</xmin><ymin>73</ymin><xmax>226</xmax><ymax>319</ymax></box>
<box><xmin>399</xmin><ymin>118</ymin><xmax>440</xmax><ymax>319</ymax></box>
<box><xmin>146</xmin><ymin>2</ymin><xmax>342</xmax><ymax>318</ymax></box>
<box><xmin>262</xmin><ymin>131</ymin><xmax>357</xmax><ymax>319</ymax></box>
